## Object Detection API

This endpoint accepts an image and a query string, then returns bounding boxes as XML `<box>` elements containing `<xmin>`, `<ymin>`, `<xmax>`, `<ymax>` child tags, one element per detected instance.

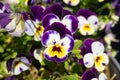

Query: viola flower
<box><xmin>77</xmin><ymin>9</ymin><xmax>98</xmax><ymax>35</ymax></box>
<box><xmin>30</xmin><ymin>46</ymin><xmax>44</xmax><ymax>63</ymax></box>
<box><xmin>42</xmin><ymin>4</ymin><xmax>78</xmax><ymax>34</ymax></box>
<box><xmin>6</xmin><ymin>54</ymin><xmax>32</xmax><ymax>75</ymax></box>
<box><xmin>41</xmin><ymin>30</ymin><xmax>74</xmax><ymax>63</ymax></box>
<box><xmin>23</xmin><ymin>5</ymin><xmax>44</xmax><ymax>41</ymax></box>
<box><xmin>83</xmin><ymin>41</ymin><xmax>109</xmax><ymax>72</ymax></box>
<box><xmin>5</xmin><ymin>13</ymin><xmax>25</xmax><ymax>37</ymax></box>
<box><xmin>63</xmin><ymin>0</ymin><xmax>80</xmax><ymax>6</ymax></box>
<box><xmin>82</xmin><ymin>68</ymin><xmax>107</xmax><ymax>80</ymax></box>
<box><xmin>0</xmin><ymin>2</ymin><xmax>5</xmax><ymax>13</ymax></box>
<box><xmin>112</xmin><ymin>0</ymin><xmax>120</xmax><ymax>16</ymax></box>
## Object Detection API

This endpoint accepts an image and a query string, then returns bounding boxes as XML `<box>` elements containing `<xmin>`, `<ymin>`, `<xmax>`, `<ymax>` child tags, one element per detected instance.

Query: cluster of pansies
<box><xmin>0</xmin><ymin>0</ymin><xmax>119</xmax><ymax>80</ymax></box>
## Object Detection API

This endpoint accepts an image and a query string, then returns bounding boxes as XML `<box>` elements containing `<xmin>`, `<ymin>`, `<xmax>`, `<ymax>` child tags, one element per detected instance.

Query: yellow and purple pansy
<box><xmin>77</xmin><ymin>9</ymin><xmax>99</xmax><ymax>36</ymax></box>
<box><xmin>6</xmin><ymin>54</ymin><xmax>32</xmax><ymax>75</ymax></box>
<box><xmin>41</xmin><ymin>29</ymin><xmax>74</xmax><ymax>63</ymax></box>
<box><xmin>23</xmin><ymin>5</ymin><xmax>44</xmax><ymax>41</ymax></box>
<box><xmin>83</xmin><ymin>41</ymin><xmax>109</xmax><ymax>72</ymax></box>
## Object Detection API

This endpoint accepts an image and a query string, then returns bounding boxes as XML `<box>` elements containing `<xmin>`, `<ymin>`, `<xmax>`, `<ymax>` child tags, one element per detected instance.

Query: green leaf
<box><xmin>62</xmin><ymin>74</ymin><xmax>79</xmax><ymax>80</ymax></box>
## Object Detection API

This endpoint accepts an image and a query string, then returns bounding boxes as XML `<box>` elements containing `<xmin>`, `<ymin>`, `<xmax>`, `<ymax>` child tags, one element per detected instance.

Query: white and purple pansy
<box><xmin>23</xmin><ymin>5</ymin><xmax>44</xmax><ymax>41</ymax></box>
<box><xmin>0</xmin><ymin>2</ymin><xmax>5</xmax><ymax>13</ymax></box>
<box><xmin>42</xmin><ymin>3</ymin><xmax>78</xmax><ymax>34</ymax></box>
<box><xmin>6</xmin><ymin>54</ymin><xmax>32</xmax><ymax>75</ymax></box>
<box><xmin>77</xmin><ymin>9</ymin><xmax>99</xmax><ymax>35</ymax></box>
<box><xmin>82</xmin><ymin>68</ymin><xmax>107</xmax><ymax>80</ymax></box>
<box><xmin>41</xmin><ymin>30</ymin><xmax>74</xmax><ymax>63</ymax></box>
<box><xmin>83</xmin><ymin>41</ymin><xmax>109</xmax><ymax>72</ymax></box>
<box><xmin>63</xmin><ymin>0</ymin><xmax>80</xmax><ymax>6</ymax></box>
<box><xmin>5</xmin><ymin>13</ymin><xmax>25</xmax><ymax>37</ymax></box>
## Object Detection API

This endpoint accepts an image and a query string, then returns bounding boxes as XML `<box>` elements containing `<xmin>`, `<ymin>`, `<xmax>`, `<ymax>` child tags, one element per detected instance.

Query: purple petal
<box><xmin>53</xmin><ymin>55</ymin><xmax>68</xmax><ymax>63</ymax></box>
<box><xmin>22</xmin><ymin>12</ymin><xmax>29</xmax><ymax>21</ymax></box>
<box><xmin>0</xmin><ymin>2</ymin><xmax>3</xmax><ymax>10</ymax></box>
<box><xmin>77</xmin><ymin>59</ymin><xmax>84</xmax><ymax>65</ymax></box>
<box><xmin>44</xmin><ymin>22</ymin><xmax>67</xmax><ymax>38</ymax></box>
<box><xmin>82</xmin><ymin>70</ymin><xmax>97</xmax><ymax>80</ymax></box>
<box><xmin>42</xmin><ymin>13</ymin><xmax>59</xmax><ymax>28</ymax></box>
<box><xmin>0</xmin><ymin>13</ymin><xmax>11</xmax><ymax>28</ymax></box>
<box><xmin>62</xmin><ymin>15</ymin><xmax>78</xmax><ymax>33</ymax></box>
<box><xmin>6</xmin><ymin>58</ymin><xmax>14</xmax><ymax>72</ymax></box>
<box><xmin>5</xmin><ymin>76</ymin><xmax>16</xmax><ymax>80</ymax></box>
<box><xmin>105</xmin><ymin>22</ymin><xmax>113</xmax><ymax>33</ymax></box>
<box><xmin>62</xmin><ymin>9</ymin><xmax>74</xmax><ymax>18</ymax></box>
<box><xmin>112</xmin><ymin>0</ymin><xmax>119</xmax><ymax>7</ymax></box>
<box><xmin>42</xmin><ymin>3</ymin><xmax>63</xmax><ymax>18</ymax></box>
<box><xmin>28</xmin><ymin>0</ymin><xmax>36</xmax><ymax>6</ymax></box>
<box><xmin>43</xmin><ymin>0</ymin><xmax>52</xmax><ymax>3</ymax></box>
<box><xmin>44</xmin><ymin>52</ymin><xmax>53</xmax><ymax>61</ymax></box>
<box><xmin>77</xmin><ymin>9</ymin><xmax>97</xmax><ymax>19</ymax></box>
<box><xmin>4</xmin><ymin>3</ymin><xmax>12</xmax><ymax>12</ymax></box>
<box><xmin>80</xmin><ymin>38</ymin><xmax>94</xmax><ymax>56</ymax></box>
<box><xmin>115</xmin><ymin>4</ymin><xmax>120</xmax><ymax>16</ymax></box>
<box><xmin>31</xmin><ymin>5</ymin><xmax>43</xmax><ymax>21</ymax></box>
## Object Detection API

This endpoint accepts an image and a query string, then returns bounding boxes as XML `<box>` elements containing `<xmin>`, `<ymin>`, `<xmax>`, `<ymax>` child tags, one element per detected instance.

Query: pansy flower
<box><xmin>82</xmin><ymin>68</ymin><xmax>107</xmax><ymax>80</ymax></box>
<box><xmin>23</xmin><ymin>5</ymin><xmax>44</xmax><ymax>41</ymax></box>
<box><xmin>0</xmin><ymin>2</ymin><xmax>5</xmax><ymax>13</ymax></box>
<box><xmin>63</xmin><ymin>0</ymin><xmax>80</xmax><ymax>6</ymax></box>
<box><xmin>112</xmin><ymin>0</ymin><xmax>120</xmax><ymax>16</ymax></box>
<box><xmin>5</xmin><ymin>13</ymin><xmax>25</xmax><ymax>37</ymax></box>
<box><xmin>30</xmin><ymin>46</ymin><xmax>44</xmax><ymax>63</ymax></box>
<box><xmin>6</xmin><ymin>54</ymin><xmax>32</xmax><ymax>75</ymax></box>
<box><xmin>77</xmin><ymin>9</ymin><xmax>98</xmax><ymax>35</ymax></box>
<box><xmin>41</xmin><ymin>29</ymin><xmax>74</xmax><ymax>63</ymax></box>
<box><xmin>42</xmin><ymin>3</ymin><xmax>78</xmax><ymax>34</ymax></box>
<box><xmin>83</xmin><ymin>41</ymin><xmax>109</xmax><ymax>71</ymax></box>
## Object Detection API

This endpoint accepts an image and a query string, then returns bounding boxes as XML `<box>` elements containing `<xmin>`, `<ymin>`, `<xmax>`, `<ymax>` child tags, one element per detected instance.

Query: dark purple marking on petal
<box><xmin>82</xmin><ymin>70</ymin><xmax>97</xmax><ymax>80</ymax></box>
<box><xmin>42</xmin><ymin>13</ymin><xmax>59</xmax><ymax>28</ymax></box>
<box><xmin>77</xmin><ymin>9</ymin><xmax>97</xmax><ymax>19</ymax></box>
<box><xmin>42</xmin><ymin>3</ymin><xmax>63</xmax><ymax>18</ymax></box>
<box><xmin>5</xmin><ymin>76</ymin><xmax>16</xmax><ymax>80</ymax></box>
<box><xmin>22</xmin><ymin>12</ymin><xmax>29</xmax><ymax>21</ymax></box>
<box><xmin>31</xmin><ymin>5</ymin><xmax>43</xmax><ymax>21</ymax></box>
<box><xmin>6</xmin><ymin>58</ymin><xmax>14</xmax><ymax>72</ymax></box>
<box><xmin>4</xmin><ymin>3</ymin><xmax>12</xmax><ymax>13</ymax></box>
<box><xmin>41</xmin><ymin>31</ymin><xmax>49</xmax><ymax>46</ymax></box>
<box><xmin>44</xmin><ymin>53</ymin><xmax>53</xmax><ymax>61</ymax></box>
<box><xmin>0</xmin><ymin>13</ymin><xmax>11</xmax><ymax>28</ymax></box>
<box><xmin>20</xmin><ymin>67</ymin><xmax>23</xmax><ymax>72</ymax></box>
<box><xmin>102</xmin><ymin>63</ymin><xmax>106</xmax><ymax>66</ymax></box>
<box><xmin>44</xmin><ymin>22</ymin><xmax>67</xmax><ymax>38</ymax></box>
<box><xmin>53</xmin><ymin>55</ymin><xmax>68</xmax><ymax>63</ymax></box>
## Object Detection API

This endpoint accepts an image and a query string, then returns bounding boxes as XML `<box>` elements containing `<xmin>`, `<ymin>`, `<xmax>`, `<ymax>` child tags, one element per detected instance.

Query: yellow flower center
<box><xmin>83</xmin><ymin>24</ymin><xmax>92</xmax><ymax>31</ymax></box>
<box><xmin>47</xmin><ymin>44</ymin><xmax>66</xmax><ymax>58</ymax></box>
<box><xmin>35</xmin><ymin>25</ymin><xmax>44</xmax><ymax>37</ymax></box>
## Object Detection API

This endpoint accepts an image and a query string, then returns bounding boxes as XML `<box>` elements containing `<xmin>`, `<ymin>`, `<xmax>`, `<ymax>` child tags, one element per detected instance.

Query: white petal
<box><xmin>19</xmin><ymin>57</ymin><xmax>31</xmax><ymax>65</ymax></box>
<box><xmin>25</xmin><ymin>20</ymin><xmax>36</xmax><ymax>36</ymax></box>
<box><xmin>99</xmin><ymin>73</ymin><xmax>107</xmax><ymax>80</ymax></box>
<box><xmin>9</xmin><ymin>20</ymin><xmax>25</xmax><ymax>37</ymax></box>
<box><xmin>77</xmin><ymin>16</ymin><xmax>87</xmax><ymax>28</ymax></box>
<box><xmin>88</xmin><ymin>15</ymin><xmax>98</xmax><ymax>26</ymax></box>
<box><xmin>63</xmin><ymin>0</ymin><xmax>80</xmax><ymax>6</ymax></box>
<box><xmin>5</xmin><ymin>18</ymin><xmax>16</xmax><ymax>31</ymax></box>
<box><xmin>14</xmin><ymin>63</ymin><xmax>29</xmax><ymax>75</ymax></box>
<box><xmin>34</xmin><ymin>49</ymin><xmax>43</xmax><ymax>62</ymax></box>
<box><xmin>92</xmin><ymin>41</ymin><xmax>104</xmax><ymax>54</ymax></box>
<box><xmin>83</xmin><ymin>53</ymin><xmax>94</xmax><ymax>68</ymax></box>
<box><xmin>91</xmin><ymin>78</ymin><xmax>98</xmax><ymax>80</ymax></box>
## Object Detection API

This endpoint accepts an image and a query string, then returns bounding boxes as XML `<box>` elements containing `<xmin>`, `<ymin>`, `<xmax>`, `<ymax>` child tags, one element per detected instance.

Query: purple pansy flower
<box><xmin>41</xmin><ymin>29</ymin><xmax>74</xmax><ymax>63</ymax></box>
<box><xmin>23</xmin><ymin>5</ymin><xmax>44</xmax><ymax>41</ymax></box>
<box><xmin>42</xmin><ymin>3</ymin><xmax>78</xmax><ymax>34</ymax></box>
<box><xmin>6</xmin><ymin>54</ymin><xmax>32</xmax><ymax>75</ymax></box>
<box><xmin>82</xmin><ymin>68</ymin><xmax>107</xmax><ymax>80</ymax></box>
<box><xmin>77</xmin><ymin>9</ymin><xmax>98</xmax><ymax>35</ymax></box>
